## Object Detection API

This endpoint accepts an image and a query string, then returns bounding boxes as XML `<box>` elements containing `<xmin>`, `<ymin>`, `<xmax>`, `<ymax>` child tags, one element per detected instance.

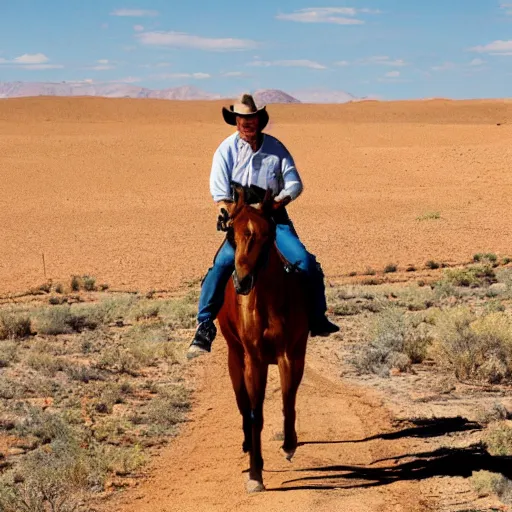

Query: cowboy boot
<box><xmin>307</xmin><ymin>261</ymin><xmax>340</xmax><ymax>337</ymax></box>
<box><xmin>187</xmin><ymin>320</ymin><xmax>217</xmax><ymax>359</ymax></box>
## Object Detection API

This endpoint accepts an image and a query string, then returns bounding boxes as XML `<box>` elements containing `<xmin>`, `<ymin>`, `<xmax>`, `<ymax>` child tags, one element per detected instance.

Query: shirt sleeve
<box><xmin>274</xmin><ymin>145</ymin><xmax>304</xmax><ymax>202</ymax></box>
<box><xmin>209</xmin><ymin>146</ymin><xmax>233</xmax><ymax>202</ymax></box>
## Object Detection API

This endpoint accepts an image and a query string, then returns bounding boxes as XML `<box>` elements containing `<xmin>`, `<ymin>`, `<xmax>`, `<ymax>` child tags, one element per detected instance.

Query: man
<box><xmin>187</xmin><ymin>93</ymin><xmax>339</xmax><ymax>358</ymax></box>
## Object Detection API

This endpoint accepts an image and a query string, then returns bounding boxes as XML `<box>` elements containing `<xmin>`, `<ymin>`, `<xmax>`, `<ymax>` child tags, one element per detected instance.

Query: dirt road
<box><xmin>105</xmin><ymin>337</ymin><xmax>435</xmax><ymax>512</ymax></box>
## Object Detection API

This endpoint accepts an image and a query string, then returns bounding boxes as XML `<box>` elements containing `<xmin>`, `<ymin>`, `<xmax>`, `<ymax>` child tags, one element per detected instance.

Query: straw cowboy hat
<box><xmin>222</xmin><ymin>93</ymin><xmax>269</xmax><ymax>130</ymax></box>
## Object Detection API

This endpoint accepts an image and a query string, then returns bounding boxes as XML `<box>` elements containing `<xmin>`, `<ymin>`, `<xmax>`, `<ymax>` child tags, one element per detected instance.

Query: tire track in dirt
<box><xmin>104</xmin><ymin>337</ymin><xmax>434</xmax><ymax>512</ymax></box>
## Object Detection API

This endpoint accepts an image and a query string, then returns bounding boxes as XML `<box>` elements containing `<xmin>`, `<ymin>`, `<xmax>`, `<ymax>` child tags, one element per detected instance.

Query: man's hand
<box><xmin>272</xmin><ymin>195</ymin><xmax>291</xmax><ymax>210</ymax></box>
<box><xmin>216</xmin><ymin>200</ymin><xmax>235</xmax><ymax>232</ymax></box>
<box><xmin>217</xmin><ymin>208</ymin><xmax>231</xmax><ymax>232</ymax></box>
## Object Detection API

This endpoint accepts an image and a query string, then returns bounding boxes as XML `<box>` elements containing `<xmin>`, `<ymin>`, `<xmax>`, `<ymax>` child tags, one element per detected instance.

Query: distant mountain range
<box><xmin>0</xmin><ymin>81</ymin><xmax>361</xmax><ymax>104</ymax></box>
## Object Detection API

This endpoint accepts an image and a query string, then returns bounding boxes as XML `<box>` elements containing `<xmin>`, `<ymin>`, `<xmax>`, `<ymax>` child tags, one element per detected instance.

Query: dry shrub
<box><xmin>0</xmin><ymin>341</ymin><xmax>18</xmax><ymax>368</ymax></box>
<box><xmin>26</xmin><ymin>353</ymin><xmax>69</xmax><ymax>377</ymax></box>
<box><xmin>442</xmin><ymin>264</ymin><xmax>496</xmax><ymax>288</ymax></box>
<box><xmin>471</xmin><ymin>470</ymin><xmax>512</xmax><ymax>503</ymax></box>
<box><xmin>95</xmin><ymin>346</ymin><xmax>140</xmax><ymax>376</ymax></box>
<box><xmin>146</xmin><ymin>385</ymin><xmax>191</xmax><ymax>429</ymax></box>
<box><xmin>159</xmin><ymin>292</ymin><xmax>198</xmax><ymax>329</ymax></box>
<box><xmin>432</xmin><ymin>308</ymin><xmax>512</xmax><ymax>383</ymax></box>
<box><xmin>33</xmin><ymin>305</ymin><xmax>97</xmax><ymax>335</ymax></box>
<box><xmin>0</xmin><ymin>311</ymin><xmax>31</xmax><ymax>340</ymax></box>
<box><xmin>484</xmin><ymin>421</ymin><xmax>512</xmax><ymax>456</ymax></box>
<box><xmin>0</xmin><ymin>435</ymin><xmax>107</xmax><ymax>512</ymax></box>
<box><xmin>395</xmin><ymin>286</ymin><xmax>435</xmax><ymax>311</ymax></box>
<box><xmin>87</xmin><ymin>295</ymin><xmax>137</xmax><ymax>325</ymax></box>
<box><xmin>353</xmin><ymin>308</ymin><xmax>433</xmax><ymax>376</ymax></box>
<box><xmin>103</xmin><ymin>445</ymin><xmax>148</xmax><ymax>476</ymax></box>
<box><xmin>128</xmin><ymin>300</ymin><xmax>161</xmax><ymax>321</ymax></box>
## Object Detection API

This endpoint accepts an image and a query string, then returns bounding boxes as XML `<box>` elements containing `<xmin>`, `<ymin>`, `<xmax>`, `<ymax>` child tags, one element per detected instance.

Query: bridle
<box><xmin>222</xmin><ymin>191</ymin><xmax>277</xmax><ymax>296</ymax></box>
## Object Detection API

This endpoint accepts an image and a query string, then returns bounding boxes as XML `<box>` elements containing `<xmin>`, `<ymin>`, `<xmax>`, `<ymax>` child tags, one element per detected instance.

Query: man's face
<box><xmin>236</xmin><ymin>114</ymin><xmax>260</xmax><ymax>140</ymax></box>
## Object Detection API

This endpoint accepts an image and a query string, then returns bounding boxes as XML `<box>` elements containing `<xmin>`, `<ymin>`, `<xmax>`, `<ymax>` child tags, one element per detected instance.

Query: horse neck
<box><xmin>254</xmin><ymin>241</ymin><xmax>285</xmax><ymax>298</ymax></box>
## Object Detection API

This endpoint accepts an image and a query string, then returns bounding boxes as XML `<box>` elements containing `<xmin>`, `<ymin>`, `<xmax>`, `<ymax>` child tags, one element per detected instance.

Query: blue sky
<box><xmin>0</xmin><ymin>0</ymin><xmax>511</xmax><ymax>100</ymax></box>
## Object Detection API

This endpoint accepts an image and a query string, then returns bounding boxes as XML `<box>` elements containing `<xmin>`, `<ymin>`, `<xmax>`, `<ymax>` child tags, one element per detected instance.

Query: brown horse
<box><xmin>217</xmin><ymin>184</ymin><xmax>310</xmax><ymax>493</ymax></box>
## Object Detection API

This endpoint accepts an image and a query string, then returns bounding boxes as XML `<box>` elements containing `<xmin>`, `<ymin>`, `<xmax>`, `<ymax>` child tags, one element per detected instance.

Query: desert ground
<box><xmin>1</xmin><ymin>97</ymin><xmax>511</xmax><ymax>296</ymax></box>
<box><xmin>2</xmin><ymin>97</ymin><xmax>512</xmax><ymax>512</ymax></box>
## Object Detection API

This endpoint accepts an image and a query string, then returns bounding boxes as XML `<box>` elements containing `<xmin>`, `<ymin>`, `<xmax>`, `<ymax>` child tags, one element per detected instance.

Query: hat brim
<box><xmin>222</xmin><ymin>106</ymin><xmax>269</xmax><ymax>130</ymax></box>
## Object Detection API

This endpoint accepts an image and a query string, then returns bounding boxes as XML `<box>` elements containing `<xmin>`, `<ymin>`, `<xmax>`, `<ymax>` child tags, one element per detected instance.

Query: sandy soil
<box><xmin>1</xmin><ymin>97</ymin><xmax>512</xmax><ymax>296</ymax></box>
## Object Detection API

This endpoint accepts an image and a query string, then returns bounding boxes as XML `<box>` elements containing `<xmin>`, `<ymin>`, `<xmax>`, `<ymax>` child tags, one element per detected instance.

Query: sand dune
<box><xmin>1</xmin><ymin>97</ymin><xmax>511</xmax><ymax>295</ymax></box>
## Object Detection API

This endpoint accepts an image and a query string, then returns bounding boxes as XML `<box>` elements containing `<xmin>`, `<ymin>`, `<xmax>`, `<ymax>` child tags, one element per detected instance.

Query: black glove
<box><xmin>217</xmin><ymin>208</ymin><xmax>231</xmax><ymax>232</ymax></box>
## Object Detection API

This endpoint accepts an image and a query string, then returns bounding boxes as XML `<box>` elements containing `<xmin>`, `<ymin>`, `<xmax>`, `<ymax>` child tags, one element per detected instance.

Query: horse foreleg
<box><xmin>243</xmin><ymin>356</ymin><xmax>268</xmax><ymax>493</ymax></box>
<box><xmin>227</xmin><ymin>346</ymin><xmax>252</xmax><ymax>453</ymax></box>
<box><xmin>278</xmin><ymin>357</ymin><xmax>305</xmax><ymax>462</ymax></box>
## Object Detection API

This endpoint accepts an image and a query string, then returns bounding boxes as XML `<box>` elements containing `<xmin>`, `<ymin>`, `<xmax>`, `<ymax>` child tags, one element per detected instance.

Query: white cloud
<box><xmin>222</xmin><ymin>71</ymin><xmax>247</xmax><ymax>77</ymax></box>
<box><xmin>360</xmin><ymin>56</ymin><xmax>407</xmax><ymax>66</ymax></box>
<box><xmin>139</xmin><ymin>62</ymin><xmax>172</xmax><ymax>68</ymax></box>
<box><xmin>101</xmin><ymin>23</ymin><xmax>109</xmax><ymax>29</ymax></box>
<box><xmin>67</xmin><ymin>79</ymin><xmax>95</xmax><ymax>85</ymax></box>
<box><xmin>0</xmin><ymin>53</ymin><xmax>63</xmax><ymax>69</ymax></box>
<box><xmin>19</xmin><ymin>64</ymin><xmax>64</xmax><ymax>70</ymax></box>
<box><xmin>385</xmin><ymin>70</ymin><xmax>400</xmax><ymax>77</ymax></box>
<box><xmin>136</xmin><ymin>31</ymin><xmax>258</xmax><ymax>51</ymax></box>
<box><xmin>13</xmin><ymin>53</ymin><xmax>49</xmax><ymax>64</ymax></box>
<box><xmin>110</xmin><ymin>9</ymin><xmax>159</xmax><ymax>17</ymax></box>
<box><xmin>134</xmin><ymin>24</ymin><xmax>144</xmax><ymax>31</ymax></box>
<box><xmin>97</xmin><ymin>59</ymin><xmax>109</xmax><ymax>65</ymax></box>
<box><xmin>248</xmin><ymin>59</ymin><xmax>327</xmax><ymax>69</ymax></box>
<box><xmin>276</xmin><ymin>7</ymin><xmax>379</xmax><ymax>25</ymax></box>
<box><xmin>469</xmin><ymin>58</ymin><xmax>485</xmax><ymax>66</ymax></box>
<box><xmin>335</xmin><ymin>60</ymin><xmax>350</xmax><ymax>66</ymax></box>
<box><xmin>469</xmin><ymin>40</ymin><xmax>512</xmax><ymax>55</ymax></box>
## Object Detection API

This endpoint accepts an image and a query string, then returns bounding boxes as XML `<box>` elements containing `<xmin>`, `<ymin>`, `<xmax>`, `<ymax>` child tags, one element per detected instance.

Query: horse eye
<box><xmin>244</xmin><ymin>230</ymin><xmax>252</xmax><ymax>238</ymax></box>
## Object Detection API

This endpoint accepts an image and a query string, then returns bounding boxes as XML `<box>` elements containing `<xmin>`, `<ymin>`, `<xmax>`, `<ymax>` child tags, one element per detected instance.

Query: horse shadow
<box><xmin>265</xmin><ymin>416</ymin><xmax>512</xmax><ymax>492</ymax></box>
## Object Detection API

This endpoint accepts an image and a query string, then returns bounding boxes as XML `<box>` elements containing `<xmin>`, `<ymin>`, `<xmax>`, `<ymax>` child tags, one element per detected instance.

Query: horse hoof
<box><xmin>246</xmin><ymin>479</ymin><xmax>265</xmax><ymax>493</ymax></box>
<box><xmin>280</xmin><ymin>447</ymin><xmax>296</xmax><ymax>462</ymax></box>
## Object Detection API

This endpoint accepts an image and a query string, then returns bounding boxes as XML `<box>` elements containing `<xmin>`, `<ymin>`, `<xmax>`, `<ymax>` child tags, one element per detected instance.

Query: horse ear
<box><xmin>234</xmin><ymin>184</ymin><xmax>245</xmax><ymax>206</ymax></box>
<box><xmin>230</xmin><ymin>183</ymin><xmax>245</xmax><ymax>219</ymax></box>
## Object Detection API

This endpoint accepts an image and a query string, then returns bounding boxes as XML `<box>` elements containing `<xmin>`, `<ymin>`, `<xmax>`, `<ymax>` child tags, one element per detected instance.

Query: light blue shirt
<box><xmin>209</xmin><ymin>132</ymin><xmax>303</xmax><ymax>203</ymax></box>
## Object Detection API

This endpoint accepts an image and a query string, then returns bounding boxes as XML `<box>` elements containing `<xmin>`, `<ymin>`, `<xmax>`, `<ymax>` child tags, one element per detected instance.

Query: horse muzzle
<box><xmin>233</xmin><ymin>271</ymin><xmax>255</xmax><ymax>295</ymax></box>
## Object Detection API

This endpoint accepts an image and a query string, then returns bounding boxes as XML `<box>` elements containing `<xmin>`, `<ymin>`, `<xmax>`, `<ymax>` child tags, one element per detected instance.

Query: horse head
<box><xmin>228</xmin><ymin>183</ymin><xmax>281</xmax><ymax>295</ymax></box>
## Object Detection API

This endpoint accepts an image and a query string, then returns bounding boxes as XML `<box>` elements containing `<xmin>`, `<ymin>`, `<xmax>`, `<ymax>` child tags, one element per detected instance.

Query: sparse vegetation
<box><xmin>442</xmin><ymin>265</ymin><xmax>496</xmax><ymax>288</ymax></box>
<box><xmin>426</xmin><ymin>260</ymin><xmax>440</xmax><ymax>270</ymax></box>
<box><xmin>416</xmin><ymin>211</ymin><xmax>441</xmax><ymax>221</ymax></box>
<box><xmin>0</xmin><ymin>285</ymin><xmax>194</xmax><ymax>511</ymax></box>
<box><xmin>384</xmin><ymin>263</ymin><xmax>398</xmax><ymax>273</ymax></box>
<box><xmin>474</xmin><ymin>253</ymin><xmax>498</xmax><ymax>264</ymax></box>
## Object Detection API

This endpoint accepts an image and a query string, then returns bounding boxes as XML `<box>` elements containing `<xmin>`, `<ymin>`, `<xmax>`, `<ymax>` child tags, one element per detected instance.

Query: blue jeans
<box><xmin>197</xmin><ymin>223</ymin><xmax>327</xmax><ymax>324</ymax></box>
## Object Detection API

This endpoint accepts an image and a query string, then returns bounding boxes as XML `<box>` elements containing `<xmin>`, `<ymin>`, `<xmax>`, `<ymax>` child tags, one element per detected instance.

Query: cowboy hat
<box><xmin>222</xmin><ymin>93</ymin><xmax>269</xmax><ymax>130</ymax></box>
